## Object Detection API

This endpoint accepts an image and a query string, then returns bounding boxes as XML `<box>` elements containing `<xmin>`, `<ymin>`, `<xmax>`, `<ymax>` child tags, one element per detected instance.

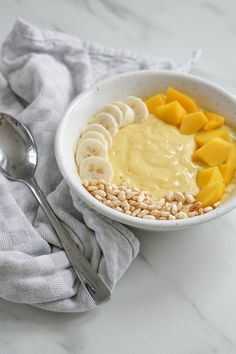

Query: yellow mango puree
<box><xmin>109</xmin><ymin>115</ymin><xmax>236</xmax><ymax>201</ymax></box>
<box><xmin>109</xmin><ymin>115</ymin><xmax>199</xmax><ymax>200</ymax></box>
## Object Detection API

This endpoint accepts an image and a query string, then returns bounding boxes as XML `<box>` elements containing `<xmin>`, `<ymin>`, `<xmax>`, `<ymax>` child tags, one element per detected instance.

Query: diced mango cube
<box><xmin>226</xmin><ymin>145</ymin><xmax>236</xmax><ymax>168</ymax></box>
<box><xmin>145</xmin><ymin>94</ymin><xmax>165</xmax><ymax>114</ymax></box>
<box><xmin>166</xmin><ymin>87</ymin><xmax>198</xmax><ymax>113</ymax></box>
<box><xmin>195</xmin><ymin>129</ymin><xmax>230</xmax><ymax>147</ymax></box>
<box><xmin>219</xmin><ymin>164</ymin><xmax>235</xmax><ymax>186</ymax></box>
<box><xmin>160</xmin><ymin>94</ymin><xmax>167</xmax><ymax>101</ymax></box>
<box><xmin>155</xmin><ymin>101</ymin><xmax>186</xmax><ymax>126</ymax></box>
<box><xmin>196</xmin><ymin>182</ymin><xmax>225</xmax><ymax>207</ymax></box>
<box><xmin>204</xmin><ymin>113</ymin><xmax>224</xmax><ymax>130</ymax></box>
<box><xmin>192</xmin><ymin>150</ymin><xmax>201</xmax><ymax>162</ymax></box>
<box><xmin>196</xmin><ymin>167</ymin><xmax>223</xmax><ymax>189</ymax></box>
<box><xmin>180</xmin><ymin>111</ymin><xmax>208</xmax><ymax>134</ymax></box>
<box><xmin>194</xmin><ymin>137</ymin><xmax>233</xmax><ymax>166</ymax></box>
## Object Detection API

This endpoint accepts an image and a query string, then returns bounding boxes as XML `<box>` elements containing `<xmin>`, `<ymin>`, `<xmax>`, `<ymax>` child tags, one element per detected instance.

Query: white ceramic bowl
<box><xmin>55</xmin><ymin>70</ymin><xmax>236</xmax><ymax>231</ymax></box>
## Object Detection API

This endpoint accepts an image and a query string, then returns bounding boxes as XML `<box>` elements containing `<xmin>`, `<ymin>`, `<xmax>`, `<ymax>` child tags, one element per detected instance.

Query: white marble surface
<box><xmin>1</xmin><ymin>0</ymin><xmax>236</xmax><ymax>353</ymax></box>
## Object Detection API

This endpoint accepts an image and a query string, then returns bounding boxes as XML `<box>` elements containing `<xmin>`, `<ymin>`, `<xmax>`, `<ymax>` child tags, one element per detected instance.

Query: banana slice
<box><xmin>124</xmin><ymin>96</ymin><xmax>148</xmax><ymax>123</ymax></box>
<box><xmin>83</xmin><ymin>123</ymin><xmax>112</xmax><ymax>148</ymax></box>
<box><xmin>80</xmin><ymin>131</ymin><xmax>108</xmax><ymax>149</ymax></box>
<box><xmin>100</xmin><ymin>104</ymin><xmax>123</xmax><ymax>127</ymax></box>
<box><xmin>76</xmin><ymin>138</ymin><xmax>107</xmax><ymax>166</ymax></box>
<box><xmin>91</xmin><ymin>112</ymin><xmax>118</xmax><ymax>137</ymax></box>
<box><xmin>80</xmin><ymin>156</ymin><xmax>112</xmax><ymax>183</ymax></box>
<box><xmin>113</xmin><ymin>101</ymin><xmax>135</xmax><ymax>126</ymax></box>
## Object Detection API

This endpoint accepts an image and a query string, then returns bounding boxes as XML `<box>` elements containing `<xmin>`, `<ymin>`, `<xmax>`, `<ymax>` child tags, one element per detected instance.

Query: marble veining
<box><xmin>201</xmin><ymin>1</ymin><xmax>225</xmax><ymax>15</ymax></box>
<box><xmin>1</xmin><ymin>0</ymin><xmax>236</xmax><ymax>353</ymax></box>
<box><xmin>140</xmin><ymin>252</ymin><xmax>236</xmax><ymax>352</ymax></box>
<box><xmin>96</xmin><ymin>0</ymin><xmax>171</xmax><ymax>35</ymax></box>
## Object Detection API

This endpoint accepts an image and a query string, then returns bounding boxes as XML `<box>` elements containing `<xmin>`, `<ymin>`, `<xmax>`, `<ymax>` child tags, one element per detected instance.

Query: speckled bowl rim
<box><xmin>55</xmin><ymin>70</ymin><xmax>236</xmax><ymax>231</ymax></box>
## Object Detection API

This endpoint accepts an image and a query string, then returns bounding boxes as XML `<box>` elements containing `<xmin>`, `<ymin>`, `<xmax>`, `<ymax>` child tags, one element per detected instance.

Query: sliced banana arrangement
<box><xmin>76</xmin><ymin>138</ymin><xmax>107</xmax><ymax>165</ymax></box>
<box><xmin>83</xmin><ymin>123</ymin><xmax>112</xmax><ymax>148</ymax></box>
<box><xmin>80</xmin><ymin>131</ymin><xmax>108</xmax><ymax>148</ymax></box>
<box><xmin>100</xmin><ymin>104</ymin><xmax>123</xmax><ymax>127</ymax></box>
<box><xmin>113</xmin><ymin>101</ymin><xmax>135</xmax><ymax>126</ymax></box>
<box><xmin>90</xmin><ymin>112</ymin><xmax>118</xmax><ymax>137</ymax></box>
<box><xmin>80</xmin><ymin>156</ymin><xmax>112</xmax><ymax>183</ymax></box>
<box><xmin>75</xmin><ymin>95</ymin><xmax>148</xmax><ymax>183</ymax></box>
<box><xmin>124</xmin><ymin>96</ymin><xmax>148</xmax><ymax>123</ymax></box>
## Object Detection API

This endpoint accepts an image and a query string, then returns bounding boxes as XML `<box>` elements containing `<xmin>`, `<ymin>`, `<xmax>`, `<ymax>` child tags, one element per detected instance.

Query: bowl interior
<box><xmin>55</xmin><ymin>70</ymin><xmax>236</xmax><ymax>230</ymax></box>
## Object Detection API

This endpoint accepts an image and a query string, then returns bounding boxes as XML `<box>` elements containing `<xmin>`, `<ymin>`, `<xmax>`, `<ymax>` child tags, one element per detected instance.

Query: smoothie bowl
<box><xmin>55</xmin><ymin>71</ymin><xmax>236</xmax><ymax>231</ymax></box>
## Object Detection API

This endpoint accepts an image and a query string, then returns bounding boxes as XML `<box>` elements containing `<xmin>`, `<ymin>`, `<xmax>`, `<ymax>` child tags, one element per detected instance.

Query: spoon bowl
<box><xmin>0</xmin><ymin>113</ymin><xmax>37</xmax><ymax>181</ymax></box>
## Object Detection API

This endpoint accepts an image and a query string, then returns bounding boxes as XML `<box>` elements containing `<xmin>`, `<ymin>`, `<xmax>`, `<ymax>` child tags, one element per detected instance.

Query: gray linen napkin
<box><xmin>0</xmin><ymin>19</ymin><xmax>200</xmax><ymax>312</ymax></box>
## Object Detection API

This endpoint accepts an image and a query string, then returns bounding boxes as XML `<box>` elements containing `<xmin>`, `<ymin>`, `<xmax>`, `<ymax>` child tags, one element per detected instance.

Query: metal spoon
<box><xmin>0</xmin><ymin>112</ymin><xmax>110</xmax><ymax>305</ymax></box>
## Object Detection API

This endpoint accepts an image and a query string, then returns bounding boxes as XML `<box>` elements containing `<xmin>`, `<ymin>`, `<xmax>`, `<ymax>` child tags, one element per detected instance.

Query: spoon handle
<box><xmin>25</xmin><ymin>177</ymin><xmax>111</xmax><ymax>306</ymax></box>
